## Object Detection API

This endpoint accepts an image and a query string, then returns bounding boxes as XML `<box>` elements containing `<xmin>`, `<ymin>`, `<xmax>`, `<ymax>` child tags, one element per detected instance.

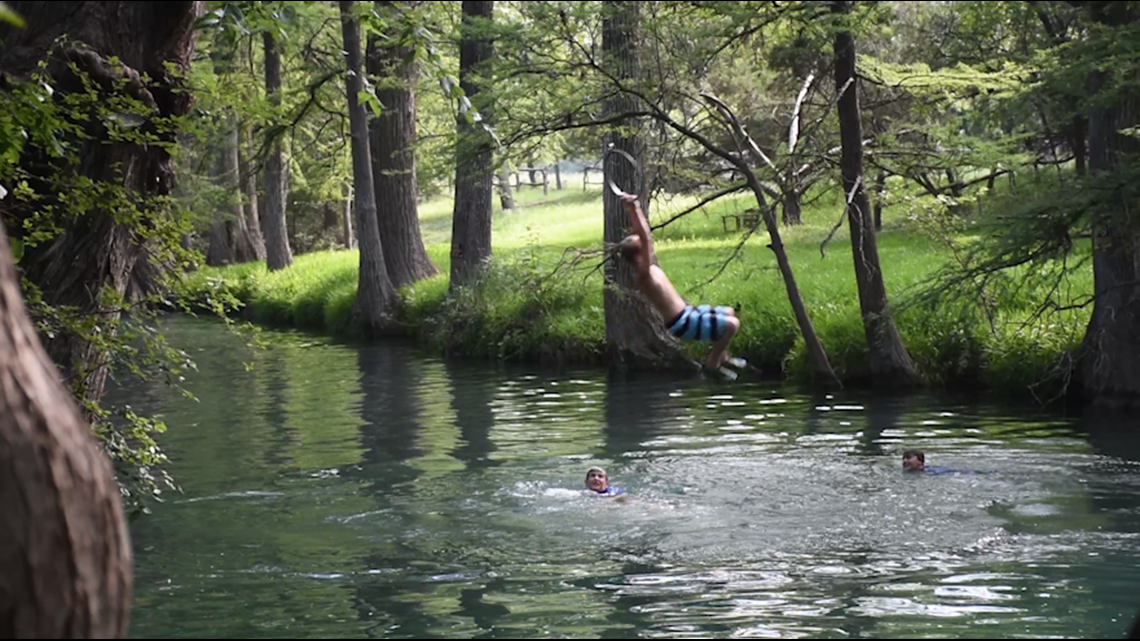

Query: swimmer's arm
<box><xmin>622</xmin><ymin>195</ymin><xmax>654</xmax><ymax>258</ymax></box>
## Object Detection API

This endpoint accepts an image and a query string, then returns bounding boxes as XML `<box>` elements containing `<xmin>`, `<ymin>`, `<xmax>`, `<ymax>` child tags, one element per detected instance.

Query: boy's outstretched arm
<box><xmin>622</xmin><ymin>194</ymin><xmax>653</xmax><ymax>257</ymax></box>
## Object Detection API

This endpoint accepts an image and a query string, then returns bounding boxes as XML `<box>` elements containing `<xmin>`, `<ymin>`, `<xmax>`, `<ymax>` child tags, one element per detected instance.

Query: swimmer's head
<box><xmin>585</xmin><ymin>466</ymin><xmax>609</xmax><ymax>492</ymax></box>
<box><xmin>902</xmin><ymin>449</ymin><xmax>925</xmax><ymax>472</ymax></box>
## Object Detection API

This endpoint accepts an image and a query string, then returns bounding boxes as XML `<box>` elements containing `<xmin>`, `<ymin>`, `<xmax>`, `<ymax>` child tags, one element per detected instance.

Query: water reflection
<box><xmin>116</xmin><ymin>316</ymin><xmax>1140</xmax><ymax>639</ymax></box>
<box><xmin>446</xmin><ymin>359</ymin><xmax>500</xmax><ymax>471</ymax></box>
<box><xmin>355</xmin><ymin>343</ymin><xmax>424</xmax><ymax>491</ymax></box>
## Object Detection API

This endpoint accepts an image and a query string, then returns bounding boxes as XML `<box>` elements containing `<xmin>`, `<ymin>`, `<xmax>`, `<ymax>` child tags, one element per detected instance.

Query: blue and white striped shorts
<box><xmin>665</xmin><ymin>304</ymin><xmax>730</xmax><ymax>342</ymax></box>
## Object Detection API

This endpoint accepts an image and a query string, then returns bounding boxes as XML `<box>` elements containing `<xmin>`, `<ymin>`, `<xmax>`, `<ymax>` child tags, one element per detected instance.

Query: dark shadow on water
<box><xmin>601</xmin><ymin>367</ymin><xmax>693</xmax><ymax>453</ymax></box>
<box><xmin>456</xmin><ymin>580</ymin><xmax>512</xmax><ymax>639</ymax></box>
<box><xmin>353</xmin><ymin>343</ymin><xmax>425</xmax><ymax>493</ymax></box>
<box><xmin>444</xmin><ymin>358</ymin><xmax>501</xmax><ymax>471</ymax></box>
<box><xmin>261</xmin><ymin>343</ymin><xmax>298</xmax><ymax>468</ymax></box>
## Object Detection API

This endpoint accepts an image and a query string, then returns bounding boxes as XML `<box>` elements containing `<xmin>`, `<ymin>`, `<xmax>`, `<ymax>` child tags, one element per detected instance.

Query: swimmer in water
<box><xmin>902</xmin><ymin>449</ymin><xmax>974</xmax><ymax>475</ymax></box>
<box><xmin>585</xmin><ymin>466</ymin><xmax>626</xmax><ymax>498</ymax></box>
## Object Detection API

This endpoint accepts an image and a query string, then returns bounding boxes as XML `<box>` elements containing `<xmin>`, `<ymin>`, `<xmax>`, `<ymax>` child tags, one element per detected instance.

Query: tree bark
<box><xmin>497</xmin><ymin>161</ymin><xmax>515</xmax><ymax>210</ymax></box>
<box><xmin>343</xmin><ymin>183</ymin><xmax>356</xmax><ymax>249</ymax></box>
<box><xmin>448</xmin><ymin>0</ymin><xmax>495</xmax><ymax>293</ymax></box>
<box><xmin>340</xmin><ymin>1</ymin><xmax>400</xmax><ymax>334</ymax></box>
<box><xmin>0</xmin><ymin>218</ymin><xmax>133</xmax><ymax>639</ymax></box>
<box><xmin>1078</xmin><ymin>2</ymin><xmax>1140</xmax><ymax>409</ymax></box>
<box><xmin>601</xmin><ymin>0</ymin><xmax>693</xmax><ymax>370</ymax></box>
<box><xmin>0</xmin><ymin>0</ymin><xmax>202</xmax><ymax>406</ymax></box>
<box><xmin>241</xmin><ymin>123</ymin><xmax>267</xmax><ymax>261</ymax></box>
<box><xmin>262</xmin><ymin>25</ymin><xmax>294</xmax><ymax>271</ymax></box>
<box><xmin>832</xmin><ymin>0</ymin><xmax>919</xmax><ymax>387</ymax></box>
<box><xmin>366</xmin><ymin>0</ymin><xmax>438</xmax><ymax>290</ymax></box>
<box><xmin>782</xmin><ymin>191</ymin><xmax>803</xmax><ymax>226</ymax></box>
<box><xmin>206</xmin><ymin>129</ymin><xmax>236</xmax><ymax>266</ymax></box>
<box><xmin>209</xmin><ymin>38</ymin><xmax>256</xmax><ymax>263</ymax></box>
<box><xmin>223</xmin><ymin>116</ymin><xmax>257</xmax><ymax>262</ymax></box>
<box><xmin>205</xmin><ymin>218</ymin><xmax>234</xmax><ymax>267</ymax></box>
<box><xmin>873</xmin><ymin>169</ymin><xmax>886</xmax><ymax>231</ymax></box>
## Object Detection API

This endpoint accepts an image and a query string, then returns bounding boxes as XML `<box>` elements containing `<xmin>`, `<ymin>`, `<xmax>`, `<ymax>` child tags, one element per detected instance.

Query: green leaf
<box><xmin>357</xmin><ymin>89</ymin><xmax>383</xmax><ymax>116</ymax></box>
<box><xmin>7</xmin><ymin>236</ymin><xmax>21</xmax><ymax>264</ymax></box>
<box><xmin>193</xmin><ymin>7</ymin><xmax>225</xmax><ymax>30</ymax></box>
<box><xmin>0</xmin><ymin>1</ymin><xmax>25</xmax><ymax>27</ymax></box>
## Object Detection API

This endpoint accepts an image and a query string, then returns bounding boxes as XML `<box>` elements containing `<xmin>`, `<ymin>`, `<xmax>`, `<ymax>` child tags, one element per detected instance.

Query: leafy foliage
<box><xmin>0</xmin><ymin>34</ymin><xmax>259</xmax><ymax>518</ymax></box>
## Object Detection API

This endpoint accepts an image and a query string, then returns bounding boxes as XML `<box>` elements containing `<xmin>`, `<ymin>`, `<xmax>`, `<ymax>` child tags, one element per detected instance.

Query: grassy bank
<box><xmin>178</xmin><ymin>176</ymin><xmax>1093</xmax><ymax>400</ymax></box>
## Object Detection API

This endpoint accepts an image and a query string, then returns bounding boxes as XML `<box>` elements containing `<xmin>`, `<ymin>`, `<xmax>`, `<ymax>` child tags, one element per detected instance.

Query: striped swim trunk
<box><xmin>665</xmin><ymin>304</ymin><xmax>730</xmax><ymax>342</ymax></box>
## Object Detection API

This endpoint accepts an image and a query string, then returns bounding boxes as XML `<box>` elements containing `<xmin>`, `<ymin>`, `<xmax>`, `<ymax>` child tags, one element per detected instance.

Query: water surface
<box><xmin>118</xmin><ymin>316</ymin><xmax>1140</xmax><ymax>639</ymax></box>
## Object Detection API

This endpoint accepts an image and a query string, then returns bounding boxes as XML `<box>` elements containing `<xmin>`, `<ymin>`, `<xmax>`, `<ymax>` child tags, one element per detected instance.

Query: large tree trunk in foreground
<box><xmin>0</xmin><ymin>0</ymin><xmax>202</xmax><ymax>406</ymax></box>
<box><xmin>448</xmin><ymin>0</ymin><xmax>495</xmax><ymax>293</ymax></box>
<box><xmin>601</xmin><ymin>0</ymin><xmax>692</xmax><ymax>370</ymax></box>
<box><xmin>262</xmin><ymin>28</ymin><xmax>294</xmax><ymax>271</ymax></box>
<box><xmin>367</xmin><ymin>0</ymin><xmax>438</xmax><ymax>290</ymax></box>
<box><xmin>1078</xmin><ymin>2</ymin><xmax>1140</xmax><ymax>409</ymax></box>
<box><xmin>340</xmin><ymin>1</ymin><xmax>400</xmax><ymax>334</ymax></box>
<box><xmin>0</xmin><ymin>179</ymin><xmax>133</xmax><ymax>640</ymax></box>
<box><xmin>832</xmin><ymin>0</ymin><xmax>919</xmax><ymax>388</ymax></box>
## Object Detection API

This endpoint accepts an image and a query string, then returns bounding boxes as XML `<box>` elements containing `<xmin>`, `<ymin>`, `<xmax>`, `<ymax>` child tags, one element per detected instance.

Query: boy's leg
<box><xmin>701</xmin><ymin>308</ymin><xmax>740</xmax><ymax>370</ymax></box>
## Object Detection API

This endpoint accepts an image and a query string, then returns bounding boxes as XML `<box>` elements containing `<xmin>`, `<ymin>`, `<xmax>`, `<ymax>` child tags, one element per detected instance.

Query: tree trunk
<box><xmin>343</xmin><ymin>183</ymin><xmax>356</xmax><ymax>249</ymax></box>
<box><xmin>0</xmin><ymin>220</ymin><xmax>133</xmax><ymax>639</ymax></box>
<box><xmin>782</xmin><ymin>191</ymin><xmax>803</xmax><ymax>226</ymax></box>
<box><xmin>242</xmin><ymin>123</ymin><xmax>267</xmax><ymax>261</ymax></box>
<box><xmin>340</xmin><ymin>1</ymin><xmax>400</xmax><ymax>334</ymax></box>
<box><xmin>553</xmin><ymin>162</ymin><xmax>562</xmax><ymax>190</ymax></box>
<box><xmin>601</xmin><ymin>0</ymin><xmax>692</xmax><ymax>370</ymax></box>
<box><xmin>366</xmin><ymin>0</ymin><xmax>438</xmax><ymax>290</ymax></box>
<box><xmin>262</xmin><ymin>26</ymin><xmax>294</xmax><ymax>271</ymax></box>
<box><xmin>873</xmin><ymin>170</ymin><xmax>886</xmax><ymax>231</ymax></box>
<box><xmin>746</xmin><ymin>175</ymin><xmax>840</xmax><ymax>386</ymax></box>
<box><xmin>223</xmin><ymin>116</ymin><xmax>257</xmax><ymax>262</ymax></box>
<box><xmin>1071</xmin><ymin>116</ymin><xmax>1087</xmax><ymax>176</ymax></box>
<box><xmin>832</xmin><ymin>0</ymin><xmax>918</xmax><ymax>388</ymax></box>
<box><xmin>1078</xmin><ymin>2</ymin><xmax>1140</xmax><ymax>408</ymax></box>
<box><xmin>206</xmin><ymin>133</ymin><xmax>236</xmax><ymax>266</ymax></box>
<box><xmin>497</xmin><ymin>161</ymin><xmax>515</xmax><ymax>210</ymax></box>
<box><xmin>209</xmin><ymin>38</ymin><xmax>255</xmax><ymax>263</ymax></box>
<box><xmin>449</xmin><ymin>0</ymin><xmax>495</xmax><ymax>293</ymax></box>
<box><xmin>0</xmin><ymin>1</ymin><xmax>202</xmax><ymax>407</ymax></box>
<box><xmin>205</xmin><ymin>218</ymin><xmax>234</xmax><ymax>266</ymax></box>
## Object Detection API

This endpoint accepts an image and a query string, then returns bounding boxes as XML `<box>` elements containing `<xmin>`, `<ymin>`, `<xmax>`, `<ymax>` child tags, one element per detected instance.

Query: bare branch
<box><xmin>650</xmin><ymin>182</ymin><xmax>748</xmax><ymax>231</ymax></box>
<box><xmin>700</xmin><ymin>92</ymin><xmax>778</xmax><ymax>172</ymax></box>
<box><xmin>820</xmin><ymin>175</ymin><xmax>863</xmax><ymax>259</ymax></box>
<box><xmin>788</xmin><ymin>72</ymin><xmax>816</xmax><ymax>154</ymax></box>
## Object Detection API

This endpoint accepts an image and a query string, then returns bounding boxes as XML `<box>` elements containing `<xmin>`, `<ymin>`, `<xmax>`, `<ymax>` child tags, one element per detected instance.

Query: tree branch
<box><xmin>650</xmin><ymin>182</ymin><xmax>748</xmax><ymax>231</ymax></box>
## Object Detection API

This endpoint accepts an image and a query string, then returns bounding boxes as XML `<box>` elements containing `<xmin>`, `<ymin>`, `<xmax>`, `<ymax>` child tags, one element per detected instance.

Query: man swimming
<box><xmin>585</xmin><ymin>466</ymin><xmax>625</xmax><ymax>497</ymax></box>
<box><xmin>902</xmin><ymin>449</ymin><xmax>972</xmax><ymax>475</ymax></box>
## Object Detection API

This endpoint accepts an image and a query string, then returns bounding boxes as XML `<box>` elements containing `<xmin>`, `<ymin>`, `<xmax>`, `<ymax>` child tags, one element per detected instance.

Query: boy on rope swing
<box><xmin>614</xmin><ymin>189</ymin><xmax>746</xmax><ymax>380</ymax></box>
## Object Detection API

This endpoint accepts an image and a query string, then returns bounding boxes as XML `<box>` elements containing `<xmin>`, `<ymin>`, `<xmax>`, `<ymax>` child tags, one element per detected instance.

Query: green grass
<box><xmin>176</xmin><ymin>172</ymin><xmax>1095</xmax><ymax>400</ymax></box>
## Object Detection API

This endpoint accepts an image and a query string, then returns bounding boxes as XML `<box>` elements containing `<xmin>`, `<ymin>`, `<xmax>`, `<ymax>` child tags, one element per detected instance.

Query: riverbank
<box><xmin>175</xmin><ymin>182</ymin><xmax>1092</xmax><ymax>401</ymax></box>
